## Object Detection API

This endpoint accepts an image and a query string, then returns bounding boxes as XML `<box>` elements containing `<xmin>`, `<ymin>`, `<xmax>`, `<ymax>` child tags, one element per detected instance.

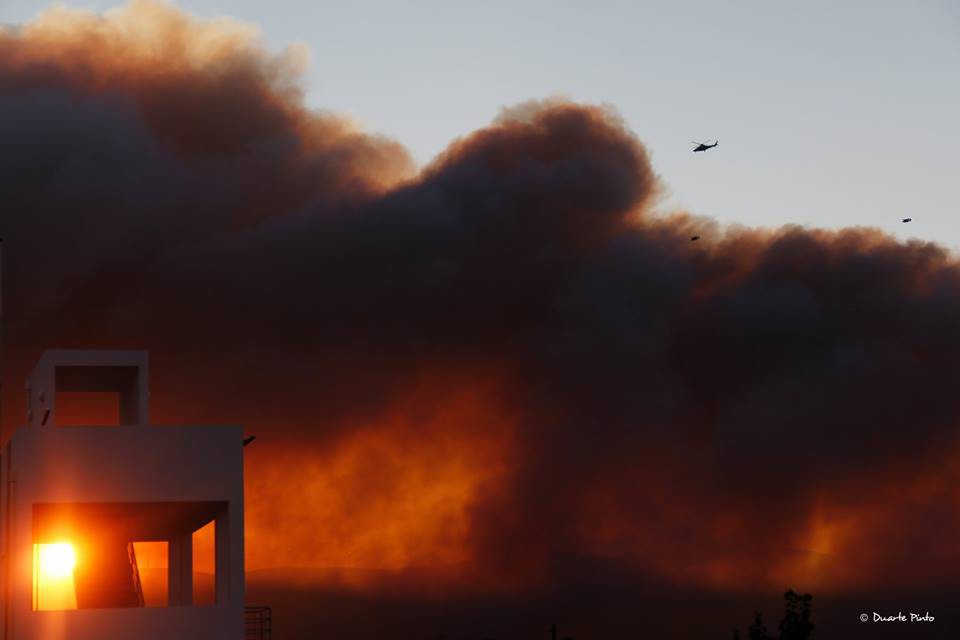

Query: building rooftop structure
<box><xmin>0</xmin><ymin>349</ymin><xmax>245</xmax><ymax>639</ymax></box>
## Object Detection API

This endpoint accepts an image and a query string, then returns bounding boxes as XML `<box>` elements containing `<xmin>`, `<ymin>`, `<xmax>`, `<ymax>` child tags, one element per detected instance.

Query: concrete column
<box><xmin>214</xmin><ymin>511</ymin><xmax>230</xmax><ymax>604</ymax></box>
<box><xmin>168</xmin><ymin>532</ymin><xmax>192</xmax><ymax>606</ymax></box>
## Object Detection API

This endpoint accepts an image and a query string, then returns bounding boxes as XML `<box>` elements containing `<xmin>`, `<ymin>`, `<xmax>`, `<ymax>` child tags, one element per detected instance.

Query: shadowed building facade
<box><xmin>0</xmin><ymin>350</ymin><xmax>245</xmax><ymax>639</ymax></box>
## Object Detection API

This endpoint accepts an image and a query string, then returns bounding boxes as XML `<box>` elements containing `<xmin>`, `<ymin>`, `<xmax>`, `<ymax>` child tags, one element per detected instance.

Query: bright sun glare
<box><xmin>39</xmin><ymin>543</ymin><xmax>76</xmax><ymax>579</ymax></box>
<box><xmin>34</xmin><ymin>542</ymin><xmax>78</xmax><ymax>611</ymax></box>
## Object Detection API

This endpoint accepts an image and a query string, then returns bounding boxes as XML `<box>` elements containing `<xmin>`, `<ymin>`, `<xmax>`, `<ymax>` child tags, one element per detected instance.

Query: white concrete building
<box><xmin>0</xmin><ymin>350</ymin><xmax>245</xmax><ymax>639</ymax></box>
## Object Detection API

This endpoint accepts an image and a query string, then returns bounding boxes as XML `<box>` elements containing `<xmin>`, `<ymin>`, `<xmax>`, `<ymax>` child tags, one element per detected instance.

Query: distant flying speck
<box><xmin>902</xmin><ymin>218</ymin><xmax>912</xmax><ymax>223</ymax></box>
<box><xmin>691</xmin><ymin>140</ymin><xmax>718</xmax><ymax>153</ymax></box>
<box><xmin>243</xmin><ymin>436</ymin><xmax>257</xmax><ymax>447</ymax></box>
<box><xmin>690</xmin><ymin>235</ymin><xmax>701</xmax><ymax>241</ymax></box>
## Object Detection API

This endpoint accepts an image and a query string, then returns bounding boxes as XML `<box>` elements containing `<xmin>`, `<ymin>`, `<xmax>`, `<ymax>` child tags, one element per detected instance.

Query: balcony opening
<box><xmin>32</xmin><ymin>502</ymin><xmax>226</xmax><ymax>610</ymax></box>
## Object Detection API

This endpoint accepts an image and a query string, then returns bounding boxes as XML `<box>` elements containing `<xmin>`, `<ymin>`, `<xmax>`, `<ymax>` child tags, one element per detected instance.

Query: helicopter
<box><xmin>692</xmin><ymin>140</ymin><xmax>718</xmax><ymax>152</ymax></box>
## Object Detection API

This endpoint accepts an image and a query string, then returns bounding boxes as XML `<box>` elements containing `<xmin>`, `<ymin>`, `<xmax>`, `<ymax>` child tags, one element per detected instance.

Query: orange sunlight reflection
<box><xmin>33</xmin><ymin>542</ymin><xmax>77</xmax><ymax>611</ymax></box>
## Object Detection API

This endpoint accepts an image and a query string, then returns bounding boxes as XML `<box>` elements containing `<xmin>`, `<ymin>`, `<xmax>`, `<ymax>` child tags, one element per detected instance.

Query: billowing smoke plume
<box><xmin>2</xmin><ymin>0</ymin><xmax>959</xmax><ymax>614</ymax></box>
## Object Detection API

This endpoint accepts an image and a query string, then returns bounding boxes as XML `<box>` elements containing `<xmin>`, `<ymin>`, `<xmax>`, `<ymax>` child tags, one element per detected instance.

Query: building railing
<box><xmin>245</xmin><ymin>605</ymin><xmax>272</xmax><ymax>640</ymax></box>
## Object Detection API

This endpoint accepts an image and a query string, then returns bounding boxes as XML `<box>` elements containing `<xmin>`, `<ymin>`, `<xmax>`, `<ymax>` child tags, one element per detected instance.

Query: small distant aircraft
<box><xmin>690</xmin><ymin>235</ymin><xmax>701</xmax><ymax>241</ymax></box>
<box><xmin>902</xmin><ymin>218</ymin><xmax>912</xmax><ymax>223</ymax></box>
<box><xmin>692</xmin><ymin>140</ymin><xmax>718</xmax><ymax>152</ymax></box>
<box><xmin>243</xmin><ymin>436</ymin><xmax>257</xmax><ymax>447</ymax></box>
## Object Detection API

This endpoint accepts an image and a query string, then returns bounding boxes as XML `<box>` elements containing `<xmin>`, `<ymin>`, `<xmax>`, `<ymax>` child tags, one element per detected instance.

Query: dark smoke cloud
<box><xmin>2</xmin><ymin>3</ymin><xmax>960</xmax><ymax>634</ymax></box>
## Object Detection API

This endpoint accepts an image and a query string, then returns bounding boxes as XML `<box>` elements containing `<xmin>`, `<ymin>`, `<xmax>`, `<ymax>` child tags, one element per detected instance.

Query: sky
<box><xmin>3</xmin><ymin>0</ymin><xmax>958</xmax><ymax>250</ymax></box>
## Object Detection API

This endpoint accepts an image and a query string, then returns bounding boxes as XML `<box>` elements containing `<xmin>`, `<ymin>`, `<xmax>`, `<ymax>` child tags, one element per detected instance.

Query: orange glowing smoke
<box><xmin>244</xmin><ymin>375</ymin><xmax>517</xmax><ymax>578</ymax></box>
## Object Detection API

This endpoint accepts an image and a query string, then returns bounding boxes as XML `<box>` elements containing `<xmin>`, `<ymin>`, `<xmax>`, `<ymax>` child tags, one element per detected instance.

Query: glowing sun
<box><xmin>38</xmin><ymin>543</ymin><xmax>76</xmax><ymax>579</ymax></box>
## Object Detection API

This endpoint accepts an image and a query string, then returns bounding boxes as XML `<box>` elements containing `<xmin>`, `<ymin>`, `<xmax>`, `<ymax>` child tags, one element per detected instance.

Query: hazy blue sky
<box><xmin>4</xmin><ymin>0</ymin><xmax>959</xmax><ymax>249</ymax></box>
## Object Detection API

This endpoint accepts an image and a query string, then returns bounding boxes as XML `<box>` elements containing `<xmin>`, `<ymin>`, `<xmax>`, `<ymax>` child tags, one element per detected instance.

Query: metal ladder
<box><xmin>245</xmin><ymin>605</ymin><xmax>272</xmax><ymax>640</ymax></box>
<box><xmin>126</xmin><ymin>542</ymin><xmax>146</xmax><ymax>607</ymax></box>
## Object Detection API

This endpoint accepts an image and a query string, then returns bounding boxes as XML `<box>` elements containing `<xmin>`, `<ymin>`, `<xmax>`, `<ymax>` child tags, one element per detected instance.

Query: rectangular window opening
<box><xmin>54</xmin><ymin>391</ymin><xmax>121</xmax><ymax>426</ymax></box>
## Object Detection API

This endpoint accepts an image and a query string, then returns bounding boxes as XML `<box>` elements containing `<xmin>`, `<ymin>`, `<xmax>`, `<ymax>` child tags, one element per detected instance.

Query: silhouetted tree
<box><xmin>778</xmin><ymin>590</ymin><xmax>814</xmax><ymax>640</ymax></box>
<box><xmin>747</xmin><ymin>611</ymin><xmax>774</xmax><ymax>640</ymax></box>
<box><xmin>733</xmin><ymin>590</ymin><xmax>814</xmax><ymax>640</ymax></box>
